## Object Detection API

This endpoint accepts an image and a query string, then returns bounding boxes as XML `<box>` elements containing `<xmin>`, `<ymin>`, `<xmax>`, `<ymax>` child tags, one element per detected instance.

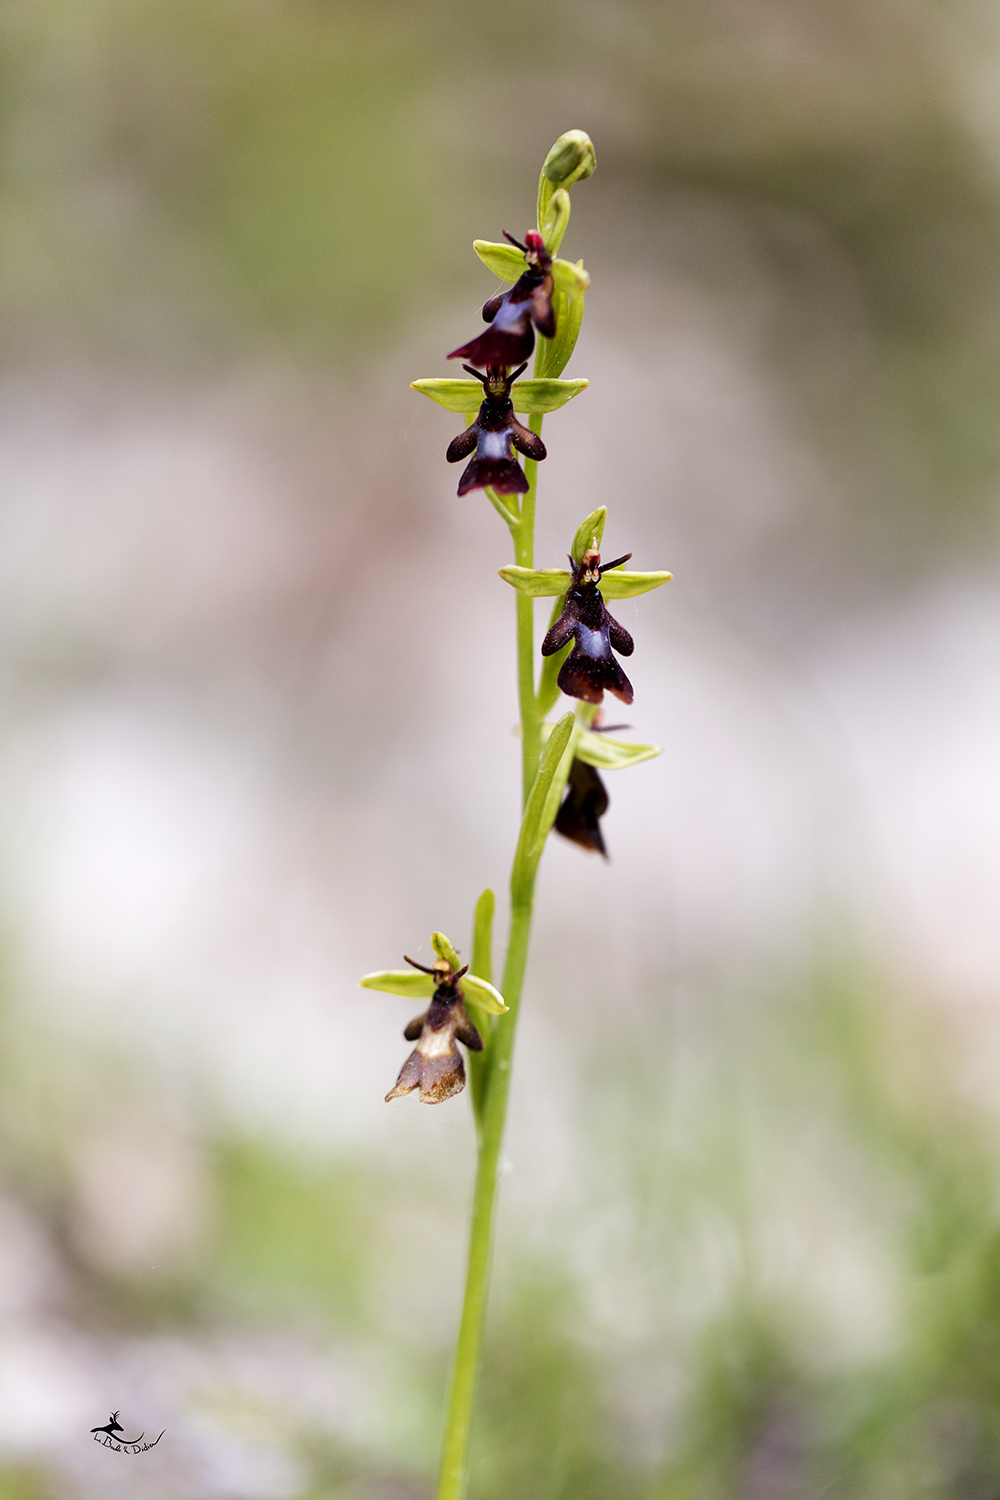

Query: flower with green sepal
<box><xmin>445</xmin><ymin>363</ymin><xmax>546</xmax><ymax>498</ymax></box>
<box><xmin>362</xmin><ymin>932</ymin><xmax>507</xmax><ymax>1106</ymax></box>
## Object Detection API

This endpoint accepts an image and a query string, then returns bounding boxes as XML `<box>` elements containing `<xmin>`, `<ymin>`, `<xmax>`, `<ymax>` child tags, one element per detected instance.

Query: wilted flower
<box><xmin>554</xmin><ymin>758</ymin><xmax>609</xmax><ymax>857</ymax></box>
<box><xmin>448</xmin><ymin>231</ymin><xmax>555</xmax><ymax>369</ymax></box>
<box><xmin>360</xmin><ymin>934</ymin><xmax>508</xmax><ymax>1106</ymax></box>
<box><xmin>541</xmin><ymin>548</ymin><xmax>635</xmax><ymax>704</ymax></box>
<box><xmin>445</xmin><ymin>363</ymin><xmax>546</xmax><ymax>496</ymax></box>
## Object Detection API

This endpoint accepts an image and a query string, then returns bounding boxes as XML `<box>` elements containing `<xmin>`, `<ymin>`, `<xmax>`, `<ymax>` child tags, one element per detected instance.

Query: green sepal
<box><xmin>515</xmin><ymin>378</ymin><xmax>588</xmax><ymax>413</ymax></box>
<box><xmin>542</xmin><ymin>723</ymin><xmax>662</xmax><ymax>770</ymax></box>
<box><xmin>410</xmin><ymin>377</ymin><xmax>588</xmax><ymax>416</ymax></box>
<box><xmin>461</xmin><ymin>974</ymin><xmax>508</xmax><ymax>1015</ymax></box>
<box><xmin>501</xmin><ymin>562</ymin><xmax>671</xmax><ymax>601</ymax></box>
<box><xmin>571</xmin><ymin>506</ymin><xmax>607</xmax><ymax>563</ymax></box>
<box><xmin>551</xmin><ymin>258</ymin><xmax>590</xmax><ymax>299</ymax></box>
<box><xmin>598</xmin><ymin>570</ymin><xmax>672</xmax><ymax>599</ymax></box>
<box><xmin>498</xmin><ymin>566</ymin><xmax>572</xmax><ymax>598</ymax></box>
<box><xmin>472</xmin><ymin>889</ymin><xmax>495</xmax><ymax>986</ymax></box>
<box><xmin>473</xmin><ymin>239</ymin><xmax>524</xmax><ymax>282</ymax></box>
<box><xmin>360</xmin><ymin>970</ymin><xmax>435</xmax><ymax>999</ymax></box>
<box><xmin>472</xmin><ymin>242</ymin><xmax>590</xmax><ymax>297</ymax></box>
<box><xmin>431</xmin><ymin>931</ymin><xmax>462</xmax><ymax>970</ymax></box>
<box><xmin>512</xmin><ymin>712</ymin><xmax>574</xmax><ymax>893</ymax></box>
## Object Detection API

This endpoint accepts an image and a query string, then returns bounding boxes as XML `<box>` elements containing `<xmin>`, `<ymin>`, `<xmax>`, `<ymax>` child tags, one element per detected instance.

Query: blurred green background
<box><xmin>2</xmin><ymin>1</ymin><xmax>1000</xmax><ymax>1496</ymax></box>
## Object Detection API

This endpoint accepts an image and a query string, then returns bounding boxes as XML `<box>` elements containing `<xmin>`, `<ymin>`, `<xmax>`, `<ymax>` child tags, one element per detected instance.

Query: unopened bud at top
<box><xmin>541</xmin><ymin>131</ymin><xmax>596</xmax><ymax>189</ymax></box>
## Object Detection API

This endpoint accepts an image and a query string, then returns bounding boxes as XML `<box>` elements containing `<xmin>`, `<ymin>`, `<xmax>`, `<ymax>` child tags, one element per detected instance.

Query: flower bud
<box><xmin>541</xmin><ymin>131</ymin><xmax>596</xmax><ymax>188</ymax></box>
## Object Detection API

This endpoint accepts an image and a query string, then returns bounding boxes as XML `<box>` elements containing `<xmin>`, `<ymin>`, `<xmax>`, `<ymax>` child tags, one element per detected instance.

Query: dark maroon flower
<box><xmin>554</xmin><ymin>759</ymin><xmax>610</xmax><ymax>857</ymax></box>
<box><xmin>385</xmin><ymin>956</ymin><xmax>484</xmax><ymax>1104</ymax></box>
<box><xmin>445</xmin><ymin>363</ymin><xmax>546</xmax><ymax>496</ymax></box>
<box><xmin>540</xmin><ymin>548</ymin><xmax>635</xmax><ymax>704</ymax></box>
<box><xmin>448</xmin><ymin>231</ymin><xmax>555</xmax><ymax>369</ymax></box>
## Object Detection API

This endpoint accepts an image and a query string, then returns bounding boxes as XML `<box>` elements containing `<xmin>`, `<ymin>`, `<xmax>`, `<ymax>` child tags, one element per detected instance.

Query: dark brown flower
<box><xmin>445</xmin><ymin>363</ymin><xmax>546</xmax><ymax>496</ymax></box>
<box><xmin>385</xmin><ymin>957</ymin><xmax>484</xmax><ymax>1105</ymax></box>
<box><xmin>554</xmin><ymin>758</ymin><xmax>610</xmax><ymax>857</ymax></box>
<box><xmin>447</xmin><ymin>231</ymin><xmax>555</xmax><ymax>369</ymax></box>
<box><xmin>540</xmin><ymin>548</ymin><xmax>635</xmax><ymax>704</ymax></box>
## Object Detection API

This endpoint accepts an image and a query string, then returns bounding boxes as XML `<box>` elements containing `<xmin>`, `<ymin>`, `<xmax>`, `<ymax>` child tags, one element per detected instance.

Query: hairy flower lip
<box><xmin>445</xmin><ymin>363</ymin><xmax>546</xmax><ymax>497</ymax></box>
<box><xmin>541</xmin><ymin>549</ymin><xmax>637</xmax><ymax>706</ymax></box>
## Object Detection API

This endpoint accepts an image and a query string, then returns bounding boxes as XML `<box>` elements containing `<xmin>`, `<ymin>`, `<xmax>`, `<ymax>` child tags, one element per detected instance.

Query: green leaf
<box><xmin>572</xmin><ymin>729</ymin><xmax>662</xmax><ymax>771</ymax></box>
<box><xmin>498</xmin><ymin>566</ymin><xmax>572</xmax><ymax>598</ymax></box>
<box><xmin>410</xmin><ymin>377</ymin><xmax>588</xmax><ymax>416</ymax></box>
<box><xmin>431</xmin><ymin>931</ymin><xmax>462</xmax><ymax>970</ymax></box>
<box><xmin>473</xmin><ymin>239</ymin><xmax>524</xmax><ymax>282</ymax></box>
<box><xmin>471</xmin><ymin>889</ymin><xmax>494</xmax><ymax>987</ymax></box>
<box><xmin>599</xmin><ymin>570</ymin><xmax>672</xmax><ymax>599</ymax></box>
<box><xmin>536</xmin><ymin>593</ymin><xmax>569</xmax><ymax>717</ymax></box>
<box><xmin>512</xmin><ymin>711</ymin><xmax>574</xmax><ymax>893</ymax></box>
<box><xmin>461</xmin><ymin>974</ymin><xmax>508</xmax><ymax>1015</ymax></box>
<box><xmin>571</xmin><ymin>506</ymin><xmax>607</xmax><ymax>563</ymax></box>
<box><xmin>360</xmin><ymin>970</ymin><xmax>435</xmax><ymax>999</ymax></box>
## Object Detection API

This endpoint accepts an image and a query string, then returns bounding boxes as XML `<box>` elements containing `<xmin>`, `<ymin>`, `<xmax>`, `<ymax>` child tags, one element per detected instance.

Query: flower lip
<box><xmin>541</xmin><ymin>546</ymin><xmax>637</xmax><ymax>706</ymax></box>
<box><xmin>385</xmin><ymin>953</ymin><xmax>484</xmax><ymax>1104</ymax></box>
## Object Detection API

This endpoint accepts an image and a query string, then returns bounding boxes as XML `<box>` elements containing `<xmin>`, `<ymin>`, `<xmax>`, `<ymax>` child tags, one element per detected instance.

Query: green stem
<box><xmin>436</xmin><ymin>414</ymin><xmax>545</xmax><ymax>1500</ymax></box>
<box><xmin>436</xmin><ymin>891</ymin><xmax>536</xmax><ymax>1500</ymax></box>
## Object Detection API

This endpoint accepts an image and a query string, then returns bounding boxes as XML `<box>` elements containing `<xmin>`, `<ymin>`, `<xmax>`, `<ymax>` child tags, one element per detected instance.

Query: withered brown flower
<box><xmin>385</xmin><ymin>957</ymin><xmax>484</xmax><ymax>1105</ymax></box>
<box><xmin>554</xmin><ymin>758</ymin><xmax>610</xmax><ymax>857</ymax></box>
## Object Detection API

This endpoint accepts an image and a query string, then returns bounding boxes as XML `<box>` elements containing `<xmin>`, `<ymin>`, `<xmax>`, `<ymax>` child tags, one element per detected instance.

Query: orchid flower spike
<box><xmin>445</xmin><ymin>363</ymin><xmax>546</xmax><ymax>496</ymax></box>
<box><xmin>541</xmin><ymin>548</ymin><xmax>635</xmax><ymax>704</ymax></box>
<box><xmin>447</xmin><ymin>230</ymin><xmax>555</xmax><ymax>369</ymax></box>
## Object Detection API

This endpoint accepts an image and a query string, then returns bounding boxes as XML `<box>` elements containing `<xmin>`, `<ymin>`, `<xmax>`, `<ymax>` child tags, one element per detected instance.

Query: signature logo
<box><xmin>90</xmin><ymin>1411</ymin><xmax>165</xmax><ymax>1453</ymax></box>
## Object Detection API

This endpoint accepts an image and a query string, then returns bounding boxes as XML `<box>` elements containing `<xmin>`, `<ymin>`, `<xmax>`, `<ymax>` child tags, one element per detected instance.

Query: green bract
<box><xmin>498</xmin><ymin>565</ymin><xmax>672</xmax><ymax>599</ymax></box>
<box><xmin>535</xmin><ymin>283</ymin><xmax>584</xmax><ymax>380</ymax></box>
<box><xmin>541</xmin><ymin>188</ymin><xmax>570</xmax><ymax>256</ymax></box>
<box><xmin>410</xmin><ymin>377</ymin><xmax>588</xmax><ymax>415</ymax></box>
<box><xmin>512</xmin><ymin>711</ymin><xmax>574</xmax><ymax>894</ymax></box>
<box><xmin>541</xmin><ymin>722</ymin><xmax>662</xmax><ymax>770</ymax></box>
